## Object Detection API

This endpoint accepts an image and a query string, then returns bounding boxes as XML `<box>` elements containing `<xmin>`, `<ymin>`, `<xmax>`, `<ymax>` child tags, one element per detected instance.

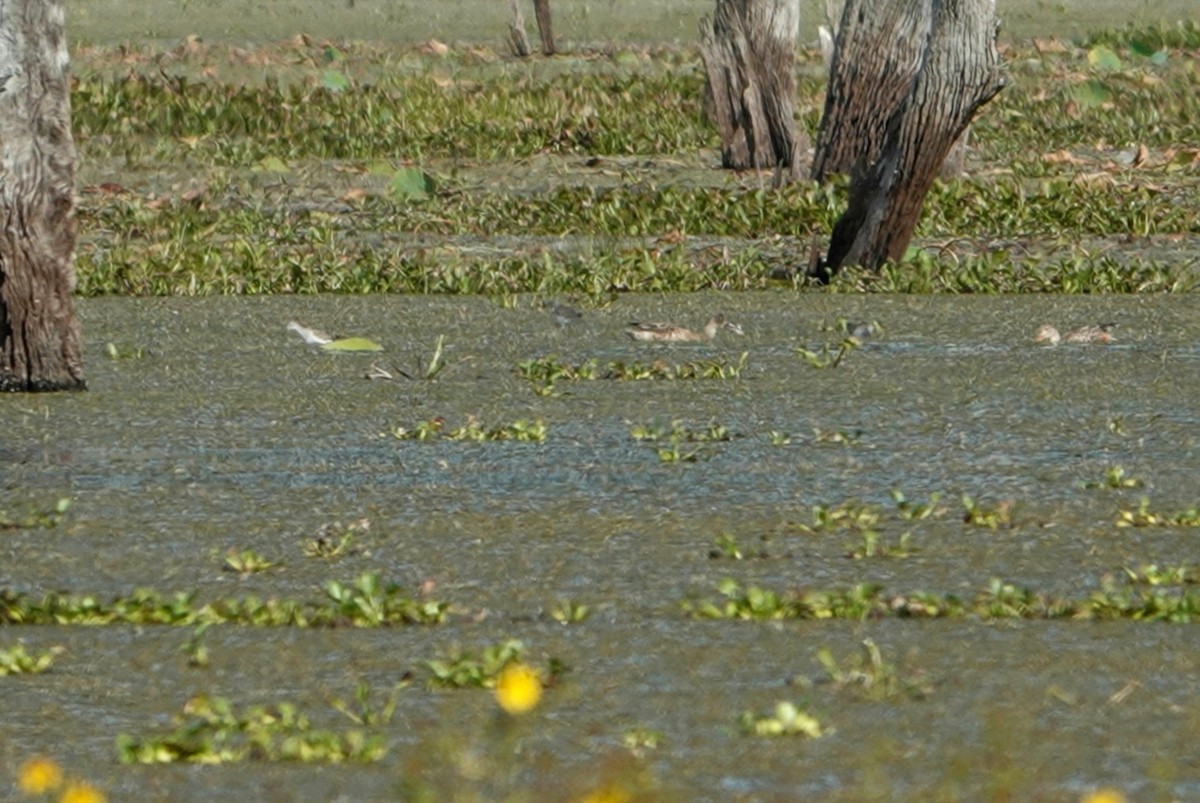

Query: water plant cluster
<box><xmin>0</xmin><ymin>573</ymin><xmax>448</xmax><ymax>627</ymax></box>
<box><xmin>387</xmin><ymin>416</ymin><xmax>548</xmax><ymax>442</ymax></box>
<box><xmin>517</xmin><ymin>353</ymin><xmax>746</xmax><ymax>395</ymax></box>
<box><xmin>68</xmin><ymin>26</ymin><xmax>1199</xmax><ymax>298</ymax></box>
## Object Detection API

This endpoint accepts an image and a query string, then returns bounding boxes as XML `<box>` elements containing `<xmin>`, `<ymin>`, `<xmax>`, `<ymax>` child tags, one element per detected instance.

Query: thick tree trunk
<box><xmin>533</xmin><ymin>0</ymin><xmax>555</xmax><ymax>56</ymax></box>
<box><xmin>813</xmin><ymin>0</ymin><xmax>970</xmax><ymax>181</ymax></box>
<box><xmin>814</xmin><ymin>0</ymin><xmax>1005</xmax><ymax>279</ymax></box>
<box><xmin>0</xmin><ymin>0</ymin><xmax>84</xmax><ymax>391</ymax></box>
<box><xmin>699</xmin><ymin>0</ymin><xmax>804</xmax><ymax>182</ymax></box>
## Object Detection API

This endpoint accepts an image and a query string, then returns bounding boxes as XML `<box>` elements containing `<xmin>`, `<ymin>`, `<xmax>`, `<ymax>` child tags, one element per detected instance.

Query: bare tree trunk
<box><xmin>814</xmin><ymin>0</ymin><xmax>970</xmax><ymax>181</ymax></box>
<box><xmin>699</xmin><ymin>0</ymin><xmax>805</xmax><ymax>182</ymax></box>
<box><xmin>814</xmin><ymin>0</ymin><xmax>1005</xmax><ymax>279</ymax></box>
<box><xmin>508</xmin><ymin>0</ymin><xmax>532</xmax><ymax>57</ymax></box>
<box><xmin>533</xmin><ymin>0</ymin><xmax>555</xmax><ymax>56</ymax></box>
<box><xmin>0</xmin><ymin>0</ymin><xmax>84</xmax><ymax>392</ymax></box>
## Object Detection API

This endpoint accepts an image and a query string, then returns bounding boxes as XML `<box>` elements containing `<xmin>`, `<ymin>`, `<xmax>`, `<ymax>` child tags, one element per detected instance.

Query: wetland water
<box><xmin>4</xmin><ymin>293</ymin><xmax>1200</xmax><ymax>800</ymax></box>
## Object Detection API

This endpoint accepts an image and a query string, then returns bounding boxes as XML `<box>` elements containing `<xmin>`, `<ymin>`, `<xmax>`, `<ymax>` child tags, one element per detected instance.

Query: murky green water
<box><xmin>4</xmin><ymin>293</ymin><xmax>1200</xmax><ymax>799</ymax></box>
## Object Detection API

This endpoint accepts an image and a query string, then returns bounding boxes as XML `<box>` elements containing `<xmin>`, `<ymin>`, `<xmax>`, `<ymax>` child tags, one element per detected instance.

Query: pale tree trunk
<box><xmin>0</xmin><ymin>0</ymin><xmax>84</xmax><ymax>391</ymax></box>
<box><xmin>509</xmin><ymin>0</ymin><xmax>555</xmax><ymax>57</ymax></box>
<box><xmin>699</xmin><ymin>0</ymin><xmax>804</xmax><ymax>182</ymax></box>
<box><xmin>813</xmin><ymin>0</ymin><xmax>1005</xmax><ymax>279</ymax></box>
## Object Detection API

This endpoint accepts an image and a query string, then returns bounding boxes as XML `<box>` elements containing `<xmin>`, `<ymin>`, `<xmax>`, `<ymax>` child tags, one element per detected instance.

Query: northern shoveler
<box><xmin>1034</xmin><ymin>323</ymin><xmax>1115</xmax><ymax>345</ymax></box>
<box><xmin>626</xmin><ymin>314</ymin><xmax>744</xmax><ymax>343</ymax></box>
<box><xmin>287</xmin><ymin>321</ymin><xmax>333</xmax><ymax>345</ymax></box>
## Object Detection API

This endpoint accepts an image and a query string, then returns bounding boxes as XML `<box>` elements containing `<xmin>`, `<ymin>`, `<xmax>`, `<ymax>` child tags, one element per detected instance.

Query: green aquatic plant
<box><xmin>961</xmin><ymin>495</ymin><xmax>1014</xmax><ymax>529</ymax></box>
<box><xmin>0</xmin><ymin>643</ymin><xmax>63</xmax><ymax>676</ymax></box>
<box><xmin>816</xmin><ymin>639</ymin><xmax>931</xmax><ymax>701</ymax></box>
<box><xmin>117</xmin><ymin>695</ymin><xmax>386</xmax><ymax>764</ymax></box>
<box><xmin>425</xmin><ymin>639</ymin><xmax>527</xmax><ymax>689</ymax></box>
<box><xmin>795</xmin><ymin>500</ymin><xmax>882</xmax><ymax>534</ymax></box>
<box><xmin>1115</xmin><ymin>497</ymin><xmax>1200</xmax><ymax>527</ymax></box>
<box><xmin>548</xmin><ymin>599</ymin><xmax>590</xmax><ymax>625</ymax></box>
<box><xmin>0</xmin><ymin>497</ymin><xmax>71</xmax><ymax>531</ymax></box>
<box><xmin>891</xmin><ymin>490</ymin><xmax>945</xmax><ymax>521</ymax></box>
<box><xmin>331</xmin><ymin>682</ymin><xmax>408</xmax><ymax>727</ymax></box>
<box><xmin>222</xmin><ymin>548</ymin><xmax>278</xmax><ymax>575</ymax></box>
<box><xmin>0</xmin><ymin>572</ymin><xmax>449</xmax><ymax>627</ymax></box>
<box><xmin>1121</xmin><ymin>564</ymin><xmax>1200</xmax><ymax>587</ymax></box>
<box><xmin>847</xmin><ymin>530</ymin><xmax>915</xmax><ymax>560</ymax></box>
<box><xmin>795</xmin><ymin>336</ymin><xmax>860</xmax><ymax>369</ymax></box>
<box><xmin>812</xmin><ymin>427</ymin><xmax>863</xmax><ymax>445</ymax></box>
<box><xmin>388</xmin><ymin>417</ymin><xmax>548</xmax><ymax>443</ymax></box>
<box><xmin>181</xmin><ymin>624</ymin><xmax>211</xmax><ymax>669</ymax></box>
<box><xmin>1085</xmin><ymin>465</ymin><xmax>1144</xmax><ymax>489</ymax></box>
<box><xmin>739</xmin><ymin>701</ymin><xmax>825</xmax><ymax>738</ymax></box>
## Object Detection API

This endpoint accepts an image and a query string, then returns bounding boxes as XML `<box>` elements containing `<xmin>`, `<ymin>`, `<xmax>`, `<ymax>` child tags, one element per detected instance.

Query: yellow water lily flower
<box><xmin>59</xmin><ymin>782</ymin><xmax>108</xmax><ymax>803</ymax></box>
<box><xmin>494</xmin><ymin>662</ymin><xmax>542</xmax><ymax>715</ymax></box>
<box><xmin>18</xmin><ymin>756</ymin><xmax>63</xmax><ymax>795</ymax></box>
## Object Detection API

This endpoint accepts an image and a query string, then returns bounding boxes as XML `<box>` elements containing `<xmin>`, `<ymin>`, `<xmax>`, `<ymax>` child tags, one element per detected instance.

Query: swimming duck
<box><xmin>626</xmin><ymin>314</ymin><xmax>744</xmax><ymax>343</ymax></box>
<box><xmin>1033</xmin><ymin>323</ymin><xmax>1115</xmax><ymax>345</ymax></box>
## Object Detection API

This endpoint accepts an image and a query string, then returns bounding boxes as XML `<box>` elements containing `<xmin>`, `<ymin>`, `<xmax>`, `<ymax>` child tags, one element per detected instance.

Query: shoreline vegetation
<box><xmin>69</xmin><ymin>21</ymin><xmax>1199</xmax><ymax>298</ymax></box>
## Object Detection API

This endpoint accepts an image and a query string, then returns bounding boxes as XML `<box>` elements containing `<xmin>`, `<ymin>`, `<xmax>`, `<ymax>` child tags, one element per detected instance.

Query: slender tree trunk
<box><xmin>0</xmin><ymin>0</ymin><xmax>84</xmax><ymax>391</ymax></box>
<box><xmin>533</xmin><ymin>0</ymin><xmax>555</xmax><ymax>55</ymax></box>
<box><xmin>699</xmin><ymin>0</ymin><xmax>804</xmax><ymax>182</ymax></box>
<box><xmin>814</xmin><ymin>0</ymin><xmax>1005</xmax><ymax>279</ymax></box>
<box><xmin>508</xmin><ymin>0</ymin><xmax>532</xmax><ymax>57</ymax></box>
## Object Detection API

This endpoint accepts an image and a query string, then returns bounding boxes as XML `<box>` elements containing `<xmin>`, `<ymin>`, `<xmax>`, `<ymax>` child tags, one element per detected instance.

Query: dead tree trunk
<box><xmin>508</xmin><ymin>0</ymin><xmax>532</xmax><ymax>57</ymax></box>
<box><xmin>699</xmin><ymin>0</ymin><xmax>804</xmax><ymax>182</ymax></box>
<box><xmin>813</xmin><ymin>0</ymin><xmax>1005</xmax><ymax>279</ymax></box>
<box><xmin>533</xmin><ymin>0</ymin><xmax>555</xmax><ymax>55</ymax></box>
<box><xmin>0</xmin><ymin>0</ymin><xmax>84</xmax><ymax>391</ymax></box>
<box><xmin>813</xmin><ymin>0</ymin><xmax>970</xmax><ymax>181</ymax></box>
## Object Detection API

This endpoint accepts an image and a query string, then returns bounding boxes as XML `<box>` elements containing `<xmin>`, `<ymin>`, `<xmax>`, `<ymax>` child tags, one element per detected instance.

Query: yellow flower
<box><xmin>494</xmin><ymin>662</ymin><xmax>542</xmax><ymax>715</ymax></box>
<box><xmin>18</xmin><ymin>757</ymin><xmax>63</xmax><ymax>795</ymax></box>
<box><xmin>1081</xmin><ymin>790</ymin><xmax>1127</xmax><ymax>803</ymax></box>
<box><xmin>59</xmin><ymin>783</ymin><xmax>107</xmax><ymax>803</ymax></box>
<box><xmin>578</xmin><ymin>784</ymin><xmax>633</xmax><ymax>803</ymax></box>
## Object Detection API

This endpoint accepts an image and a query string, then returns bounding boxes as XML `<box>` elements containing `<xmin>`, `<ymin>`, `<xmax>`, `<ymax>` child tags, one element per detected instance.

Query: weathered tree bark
<box><xmin>813</xmin><ymin>0</ymin><xmax>1005</xmax><ymax>279</ymax></box>
<box><xmin>699</xmin><ymin>0</ymin><xmax>805</xmax><ymax>182</ymax></box>
<box><xmin>813</xmin><ymin>0</ymin><xmax>970</xmax><ymax>181</ymax></box>
<box><xmin>508</xmin><ymin>0</ymin><xmax>532</xmax><ymax>57</ymax></box>
<box><xmin>0</xmin><ymin>0</ymin><xmax>84</xmax><ymax>391</ymax></box>
<box><xmin>533</xmin><ymin>0</ymin><xmax>555</xmax><ymax>56</ymax></box>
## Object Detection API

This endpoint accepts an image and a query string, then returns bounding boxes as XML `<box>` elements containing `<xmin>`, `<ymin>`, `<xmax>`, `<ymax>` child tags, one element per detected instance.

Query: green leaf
<box><xmin>389</xmin><ymin>167</ymin><xmax>434</xmax><ymax>200</ymax></box>
<box><xmin>1087</xmin><ymin>45</ymin><xmax>1122</xmax><ymax>71</ymax></box>
<box><xmin>322</xmin><ymin>70</ymin><xmax>350</xmax><ymax>92</ymax></box>
<box><xmin>252</xmin><ymin>155</ymin><xmax>290</xmax><ymax>173</ymax></box>
<box><xmin>1069</xmin><ymin>79</ymin><xmax>1113</xmax><ymax>108</ymax></box>
<box><xmin>322</xmin><ymin>337</ymin><xmax>383</xmax><ymax>353</ymax></box>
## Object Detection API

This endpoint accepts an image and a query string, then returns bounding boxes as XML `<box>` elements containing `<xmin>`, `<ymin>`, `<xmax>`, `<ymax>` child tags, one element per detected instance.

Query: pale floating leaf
<box><xmin>322</xmin><ymin>337</ymin><xmax>383</xmax><ymax>353</ymax></box>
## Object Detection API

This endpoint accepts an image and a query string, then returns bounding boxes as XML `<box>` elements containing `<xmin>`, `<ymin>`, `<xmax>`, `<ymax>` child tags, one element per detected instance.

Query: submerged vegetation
<box><xmin>70</xmin><ymin>27</ymin><xmax>1199</xmax><ymax>298</ymax></box>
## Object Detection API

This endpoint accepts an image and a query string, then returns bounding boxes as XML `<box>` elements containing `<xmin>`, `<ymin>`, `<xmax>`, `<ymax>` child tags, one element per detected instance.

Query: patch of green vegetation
<box><xmin>1085</xmin><ymin>465</ymin><xmax>1145</xmax><ymax>490</ymax></box>
<box><xmin>0</xmin><ymin>643</ymin><xmax>63</xmax><ymax>676</ymax></box>
<box><xmin>516</xmin><ymin>354</ymin><xmax>747</xmax><ymax>395</ymax></box>
<box><xmin>1115</xmin><ymin>497</ymin><xmax>1200</xmax><ymax>527</ymax></box>
<box><xmin>815</xmin><ymin>639</ymin><xmax>932</xmax><ymax>700</ymax></box>
<box><xmin>0</xmin><ymin>572</ymin><xmax>449</xmax><ymax>627</ymax></box>
<box><xmin>1084</xmin><ymin>20</ymin><xmax>1200</xmax><ymax>51</ymax></box>
<box><xmin>795</xmin><ymin>335</ymin><xmax>861</xmax><ymax>368</ymax></box>
<box><xmin>117</xmin><ymin>695</ymin><xmax>386</xmax><ymax>764</ymax></box>
<box><xmin>738</xmin><ymin>701</ymin><xmax>825</xmax><ymax>738</ymax></box>
<box><xmin>424</xmin><ymin>639</ymin><xmax>564</xmax><ymax>690</ymax></box>
<box><xmin>1122</xmin><ymin>564</ymin><xmax>1200</xmax><ymax>586</ymax></box>
<box><xmin>68</xmin><ymin>38</ymin><xmax>1199</xmax><ymax>298</ymax></box>
<box><xmin>0</xmin><ymin>497</ymin><xmax>70</xmax><ymax>531</ymax></box>
<box><xmin>223</xmin><ymin>548</ymin><xmax>279</xmax><ymax>575</ymax></box>
<box><xmin>547</xmin><ymin>599</ymin><xmax>590</xmax><ymax>625</ymax></box>
<box><xmin>387</xmin><ymin>416</ymin><xmax>548</xmax><ymax>442</ymax></box>
<box><xmin>686</xmin><ymin>576</ymin><xmax>1200</xmax><ymax>623</ymax></box>
<box><xmin>303</xmin><ymin>518</ymin><xmax>369</xmax><ymax>560</ymax></box>
<box><xmin>961</xmin><ymin>495</ymin><xmax>1015</xmax><ymax>529</ymax></box>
